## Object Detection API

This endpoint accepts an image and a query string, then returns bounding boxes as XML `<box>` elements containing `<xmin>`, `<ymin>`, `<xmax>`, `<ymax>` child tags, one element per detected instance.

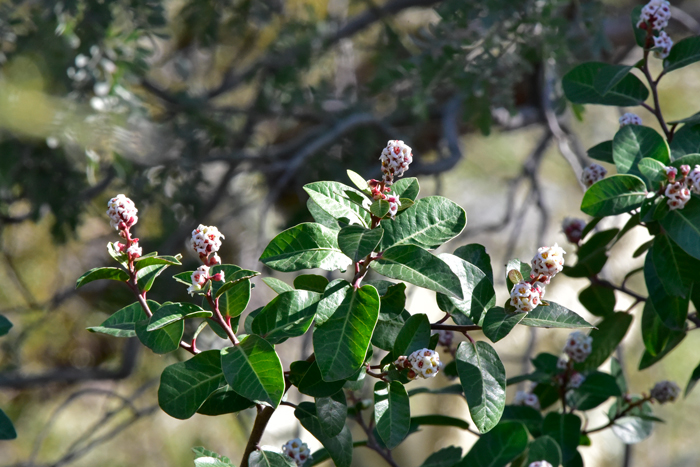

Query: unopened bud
<box><xmin>106</xmin><ymin>194</ymin><xmax>138</xmax><ymax>232</ymax></box>
<box><xmin>563</xmin><ymin>331</ymin><xmax>592</xmax><ymax>363</ymax></box>
<box><xmin>650</xmin><ymin>380</ymin><xmax>680</xmax><ymax>404</ymax></box>
<box><xmin>126</xmin><ymin>242</ymin><xmax>142</xmax><ymax>260</ymax></box>
<box><xmin>211</xmin><ymin>272</ymin><xmax>225</xmax><ymax>282</ymax></box>
<box><xmin>380</xmin><ymin>140</ymin><xmax>413</xmax><ymax>186</ymax></box>
<box><xmin>581</xmin><ymin>164</ymin><xmax>607</xmax><ymax>188</ymax></box>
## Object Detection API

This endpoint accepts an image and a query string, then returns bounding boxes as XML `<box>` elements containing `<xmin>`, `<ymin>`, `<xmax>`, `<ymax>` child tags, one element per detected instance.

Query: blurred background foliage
<box><xmin>0</xmin><ymin>0</ymin><xmax>699</xmax><ymax>466</ymax></box>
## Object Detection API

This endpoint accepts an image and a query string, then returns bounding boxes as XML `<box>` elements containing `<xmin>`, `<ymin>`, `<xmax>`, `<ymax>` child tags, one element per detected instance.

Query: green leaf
<box><xmin>107</xmin><ymin>241</ymin><xmax>129</xmax><ymax>267</ymax></box>
<box><xmin>482</xmin><ymin>307</ymin><xmax>525</xmax><ymax>343</ymax></box>
<box><xmin>630</xmin><ymin>6</ymin><xmax>647</xmax><ymax>47</ymax></box>
<box><xmin>372</xmin><ymin>284</ymin><xmax>409</xmax><ymax>351</ymax></box>
<box><xmin>147</xmin><ymin>302</ymin><xmax>212</xmax><ymax>331</ymax></box>
<box><xmin>379</xmin><ymin>196</ymin><xmax>466</xmax><ymax>250</ymax></box>
<box><xmin>562</xmin><ymin>62</ymin><xmax>649</xmax><ymax>106</ymax></box>
<box><xmin>135</xmin><ymin>308</ymin><xmax>184</xmax><ymax>354</ymax></box>
<box><xmin>685</xmin><ymin>361</ymin><xmax>700</xmax><ymax>397</ymax></box>
<box><xmin>505</xmin><ymin>259</ymin><xmax>531</xmax><ymax>292</ymax></box>
<box><xmin>393</xmin><ymin>313</ymin><xmax>431</xmax><ymax>358</ymax></box>
<box><xmin>304</xmin><ymin>181</ymin><xmax>371</xmax><ymax>227</ymax></box>
<box><xmin>87</xmin><ymin>301</ymin><xmax>153</xmax><ymax>337</ymax></box>
<box><xmin>158</xmin><ymin>350</ymin><xmax>226</xmax><ymax>420</ymax></box>
<box><xmin>136</xmin><ymin>263</ymin><xmax>170</xmax><ymax>293</ymax></box>
<box><xmin>613</xmin><ymin>125</ymin><xmax>670</xmax><ymax>177</ymax></box>
<box><xmin>407</xmin><ymin>384</ymin><xmax>463</xmax><ymax>397</ymax></box>
<box><xmin>526</xmin><ymin>436</ymin><xmax>562</xmax><ymax>467</ymax></box>
<box><xmin>197</xmin><ymin>385</ymin><xmax>255</xmax><ymax>416</ymax></box>
<box><xmin>542</xmin><ymin>413</ymin><xmax>581</xmax><ymax>463</ymax></box>
<box><xmin>668</xmin><ymin>112</ymin><xmax>700</xmax><ymax>126</ymax></box>
<box><xmin>374</xmin><ymin>381</ymin><xmax>411</xmax><ymax>449</ymax></box>
<box><xmin>578</xmin><ymin>285</ymin><xmax>616</xmax><ymax>317</ymax></box>
<box><xmin>587</xmin><ymin>140</ymin><xmax>614</xmax><ymax>164</ymax></box>
<box><xmin>134</xmin><ymin>254</ymin><xmax>182</xmax><ymax>269</ymax></box>
<box><xmin>262</xmin><ymin>277</ymin><xmax>294</xmax><ymax>294</ymax></box>
<box><xmin>390</xmin><ymin>177</ymin><xmax>420</xmax><ymax>201</ymax></box>
<box><xmin>196</xmin><ymin>457</ymin><xmax>235</xmax><ymax>467</ymax></box>
<box><xmin>580</xmin><ymin>174</ymin><xmax>647</xmax><ymax>217</ymax></box>
<box><xmin>295</xmin><ymin>402</ymin><xmax>353</xmax><ymax>467</ymax></box>
<box><xmin>316</xmin><ymin>391</ymin><xmax>347</xmax><ymax>437</ymax></box>
<box><xmin>293</xmin><ymin>274</ymin><xmax>329</xmax><ymax>293</ymax></box>
<box><xmin>313</xmin><ymin>280</ymin><xmax>379</xmax><ymax>381</ymax></box>
<box><xmin>501</xmin><ymin>406</ymin><xmax>543</xmax><ymax>437</ymax></box>
<box><xmin>192</xmin><ymin>446</ymin><xmax>233</xmax><ymax>465</ymax></box>
<box><xmin>289</xmin><ymin>360</ymin><xmax>346</xmax><ymax>398</ymax></box>
<box><xmin>638</xmin><ymin>157</ymin><xmax>668</xmax><ymax>188</ymax></box>
<box><xmin>307</xmin><ymin>198</ymin><xmax>341</xmax><ymax>231</ymax></box>
<box><xmin>249</xmin><ymin>449</ymin><xmax>295</xmax><ymax>467</ymax></box>
<box><xmin>0</xmin><ymin>408</ymin><xmax>16</xmax><ymax>440</ymax></box>
<box><xmin>455</xmin><ymin>340</ymin><xmax>506</xmax><ymax>433</ymax></box>
<box><xmin>563</xmin><ymin>229</ymin><xmax>618</xmax><ymax>278</ymax></box>
<box><xmin>410</xmin><ymin>415</ymin><xmax>471</xmax><ymax>431</ymax></box>
<box><xmin>457</xmin><ymin>421</ymin><xmax>528</xmax><ymax>467</ymax></box>
<box><xmin>453</xmin><ymin>244</ymin><xmax>494</xmax><ymax>284</ymax></box>
<box><xmin>373</xmin><ymin>245</ymin><xmax>463</xmax><ymax>299</ymax></box>
<box><xmin>645</xmin><ymin>247</ymin><xmax>689</xmax><ymax>330</ymax></box>
<box><xmin>260</xmin><ymin>223</ymin><xmax>351</xmax><ymax>273</ymax></box>
<box><xmin>346</xmin><ymin>169</ymin><xmax>369</xmax><ymax>191</ymax></box>
<box><xmin>519</xmin><ymin>301</ymin><xmax>593</xmax><ymax>329</ymax></box>
<box><xmin>213</xmin><ymin>279</ymin><xmax>251</xmax><ymax>318</ymax></box>
<box><xmin>578</xmin><ymin>312</ymin><xmax>633</xmax><ymax>371</ymax></box>
<box><xmin>664</xmin><ymin>36</ymin><xmax>700</xmax><ymax>73</ymax></box>
<box><xmin>251</xmin><ymin>290</ymin><xmax>321</xmax><ymax>344</ymax></box>
<box><xmin>593</xmin><ymin>64</ymin><xmax>634</xmax><ymax>96</ymax></box>
<box><xmin>370</xmin><ymin>199</ymin><xmax>391</xmax><ymax>218</ymax></box>
<box><xmin>436</xmin><ymin>253</ymin><xmax>496</xmax><ymax>326</ymax></box>
<box><xmin>220</xmin><ymin>335</ymin><xmax>285</xmax><ymax>407</ymax></box>
<box><xmin>609</xmin><ymin>399</ymin><xmax>654</xmax><ymax>444</ymax></box>
<box><xmin>0</xmin><ymin>315</ymin><xmax>11</xmax><ymax>337</ymax></box>
<box><xmin>76</xmin><ymin>266</ymin><xmax>128</xmax><ymax>288</ymax></box>
<box><xmin>214</xmin><ymin>269</ymin><xmax>261</xmax><ymax>298</ymax></box>
<box><xmin>419</xmin><ymin>446</ymin><xmax>463</xmax><ymax>467</ymax></box>
<box><xmin>337</xmin><ymin>225</ymin><xmax>383</xmax><ymax>262</ymax></box>
<box><xmin>652</xmin><ymin>235</ymin><xmax>697</xmax><ymax>298</ymax></box>
<box><xmin>660</xmin><ymin>197</ymin><xmax>700</xmax><ymax>260</ymax></box>
<box><xmin>639</xmin><ymin>301</ymin><xmax>686</xmax><ymax>368</ymax></box>
<box><xmin>566</xmin><ymin>371</ymin><xmax>622</xmax><ymax>411</ymax></box>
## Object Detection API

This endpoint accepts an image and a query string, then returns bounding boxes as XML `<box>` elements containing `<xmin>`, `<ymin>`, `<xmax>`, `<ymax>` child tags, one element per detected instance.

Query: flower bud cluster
<box><xmin>637</xmin><ymin>0</ymin><xmax>671</xmax><ymax>32</ymax></box>
<box><xmin>396</xmin><ymin>348</ymin><xmax>443</xmax><ymax>380</ymax></box>
<box><xmin>653</xmin><ymin>31</ymin><xmax>673</xmax><ymax>59</ymax></box>
<box><xmin>191</xmin><ymin>224</ymin><xmax>225</xmax><ymax>264</ymax></box>
<box><xmin>380</xmin><ymin>140</ymin><xmax>413</xmax><ymax>186</ymax></box>
<box><xmin>650</xmin><ymin>380</ymin><xmax>680</xmax><ymax>404</ymax></box>
<box><xmin>568</xmin><ymin>372</ymin><xmax>586</xmax><ymax>389</ymax></box>
<box><xmin>367</xmin><ymin>179</ymin><xmax>402</xmax><ymax>218</ymax></box>
<box><xmin>563</xmin><ymin>331</ymin><xmax>593</xmax><ymax>363</ymax></box>
<box><xmin>529</xmin><ymin>462</ymin><xmax>553</xmax><ymax>467</ymax></box>
<box><xmin>663</xmin><ymin>165</ymin><xmax>693</xmax><ymax>211</ymax></box>
<box><xmin>531</xmin><ymin>243</ymin><xmax>566</xmax><ymax>279</ymax></box>
<box><xmin>513</xmin><ymin>390</ymin><xmax>540</xmax><ymax>410</ymax></box>
<box><xmin>282</xmin><ymin>438</ymin><xmax>311</xmax><ymax>467</ymax></box>
<box><xmin>510</xmin><ymin>281</ymin><xmax>543</xmax><ymax>313</ymax></box>
<box><xmin>688</xmin><ymin>165</ymin><xmax>700</xmax><ymax>193</ymax></box>
<box><xmin>619</xmin><ymin>113</ymin><xmax>642</xmax><ymax>127</ymax></box>
<box><xmin>562</xmin><ymin>217</ymin><xmax>586</xmax><ymax>244</ymax></box>
<box><xmin>106</xmin><ymin>195</ymin><xmax>142</xmax><ymax>260</ymax></box>
<box><xmin>581</xmin><ymin>163</ymin><xmax>607</xmax><ymax>188</ymax></box>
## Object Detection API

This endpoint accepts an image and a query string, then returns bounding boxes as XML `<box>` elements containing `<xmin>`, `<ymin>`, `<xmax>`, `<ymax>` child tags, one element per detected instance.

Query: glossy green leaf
<box><xmin>214</xmin><ymin>269</ymin><xmax>261</xmax><ymax>298</ymax></box>
<box><xmin>520</xmin><ymin>301</ymin><xmax>593</xmax><ymax>329</ymax></box>
<box><xmin>197</xmin><ymin>385</ymin><xmax>255</xmax><ymax>416</ymax></box>
<box><xmin>652</xmin><ymin>235</ymin><xmax>697</xmax><ymax>298</ymax></box>
<box><xmin>134</xmin><ymin>254</ymin><xmax>182</xmax><ymax>270</ymax></box>
<box><xmin>158</xmin><ymin>350</ymin><xmax>226</xmax><ymax>419</ymax></box>
<box><xmin>373</xmin><ymin>245</ymin><xmax>463</xmax><ymax>299</ymax></box>
<box><xmin>613</xmin><ymin>125</ymin><xmax>669</xmax><ymax>177</ymax></box>
<box><xmin>567</xmin><ymin>371</ymin><xmax>622</xmax><ymax>411</ymax></box>
<box><xmin>668</xmin><ymin>113</ymin><xmax>700</xmax><ymax>126</ymax></box>
<box><xmin>370</xmin><ymin>199</ymin><xmax>391</xmax><ymax>218</ymax></box>
<box><xmin>390</xmin><ymin>177</ymin><xmax>420</xmax><ymax>201</ymax></box>
<box><xmin>0</xmin><ymin>409</ymin><xmax>16</xmax><ymax>440</ymax></box>
<box><xmin>304</xmin><ymin>181</ymin><xmax>371</xmax><ymax>227</ymax></box>
<box><xmin>249</xmin><ymin>449</ymin><xmax>295</xmax><ymax>467</ymax></box>
<box><xmin>638</xmin><ymin>157</ymin><xmax>668</xmax><ymax>188</ymax></box>
<box><xmin>387</xmin><ymin>312</ymin><xmax>429</xmax><ymax>362</ymax></box>
<box><xmin>308</xmin><ymin>198</ymin><xmax>341</xmax><ymax>231</ymax></box>
<box><xmin>482</xmin><ymin>307</ymin><xmax>524</xmax><ymax>343</ymax></box>
<box><xmin>436</xmin><ymin>253</ymin><xmax>496</xmax><ymax>326</ymax></box>
<box><xmin>593</xmin><ymin>64</ymin><xmax>634</xmax><ymax>96</ymax></box>
<box><xmin>192</xmin><ymin>446</ymin><xmax>233</xmax><ymax>466</ymax></box>
<box><xmin>214</xmin><ymin>279</ymin><xmax>251</xmax><ymax>318</ymax></box>
<box><xmin>379</xmin><ymin>196</ymin><xmax>466</xmax><ymax>250</ymax></box>
<box><xmin>313</xmin><ymin>280</ymin><xmax>379</xmax><ymax>381</ymax></box>
<box><xmin>76</xmin><ymin>266</ymin><xmax>128</xmax><ymax>288</ymax></box>
<box><xmin>147</xmin><ymin>302</ymin><xmax>212</xmax><ymax>331</ymax></box>
<box><xmin>87</xmin><ymin>301</ymin><xmax>154</xmax><ymax>337</ymax></box>
<box><xmin>289</xmin><ymin>360</ymin><xmax>346</xmax><ymax>398</ymax></box>
<box><xmin>295</xmin><ymin>402</ymin><xmax>353</xmax><ymax>467</ymax></box>
<box><xmin>587</xmin><ymin>140</ymin><xmax>614</xmax><ymax>164</ymax></box>
<box><xmin>419</xmin><ymin>446</ymin><xmax>463</xmax><ymax>467</ymax></box>
<box><xmin>135</xmin><ymin>310</ymin><xmax>184</xmax><ymax>354</ymax></box>
<box><xmin>453</xmin><ymin>244</ymin><xmax>494</xmax><ymax>283</ymax></box>
<box><xmin>195</xmin><ymin>457</ymin><xmax>234</xmax><ymax>467</ymax></box>
<box><xmin>563</xmin><ymin>62</ymin><xmax>649</xmax><ymax>106</ymax></box>
<box><xmin>455</xmin><ymin>340</ymin><xmax>506</xmax><ymax>433</ymax></box>
<box><xmin>260</xmin><ymin>223</ymin><xmax>351</xmax><ymax>273</ymax></box>
<box><xmin>316</xmin><ymin>391</ymin><xmax>347</xmax><ymax>437</ymax></box>
<box><xmin>136</xmin><ymin>263</ymin><xmax>170</xmax><ymax>292</ymax></box>
<box><xmin>457</xmin><ymin>421</ymin><xmax>528</xmax><ymax>467</ymax></box>
<box><xmin>660</xmin><ymin>197</ymin><xmax>700</xmax><ymax>260</ymax></box>
<box><xmin>0</xmin><ymin>315</ymin><xmax>11</xmax><ymax>337</ymax></box>
<box><xmin>337</xmin><ymin>225</ymin><xmax>383</xmax><ymax>262</ymax></box>
<box><xmin>542</xmin><ymin>413</ymin><xmax>581</xmax><ymax>463</ymax></box>
<box><xmin>262</xmin><ymin>277</ymin><xmax>294</xmax><ymax>294</ymax></box>
<box><xmin>293</xmin><ymin>274</ymin><xmax>329</xmax><ymax>293</ymax></box>
<box><xmin>580</xmin><ymin>174</ymin><xmax>647</xmax><ymax>217</ymax></box>
<box><xmin>374</xmin><ymin>381</ymin><xmax>411</xmax><ymax>449</ymax></box>
<box><xmin>578</xmin><ymin>285</ymin><xmax>615</xmax><ymax>317</ymax></box>
<box><xmin>670</xmin><ymin>124</ymin><xmax>700</xmax><ymax>159</ymax></box>
<box><xmin>220</xmin><ymin>335</ymin><xmax>285</xmax><ymax>407</ymax></box>
<box><xmin>372</xmin><ymin>284</ymin><xmax>409</xmax><ymax>351</ymax></box>
<box><xmin>645</xmin><ymin>247</ymin><xmax>689</xmax><ymax>330</ymax></box>
<box><xmin>578</xmin><ymin>312</ymin><xmax>632</xmax><ymax>371</ymax></box>
<box><xmin>346</xmin><ymin>169</ymin><xmax>369</xmax><ymax>191</ymax></box>
<box><xmin>526</xmin><ymin>436</ymin><xmax>562</xmax><ymax>467</ymax></box>
<box><xmin>252</xmin><ymin>290</ymin><xmax>321</xmax><ymax>344</ymax></box>
<box><xmin>664</xmin><ymin>36</ymin><xmax>700</xmax><ymax>73</ymax></box>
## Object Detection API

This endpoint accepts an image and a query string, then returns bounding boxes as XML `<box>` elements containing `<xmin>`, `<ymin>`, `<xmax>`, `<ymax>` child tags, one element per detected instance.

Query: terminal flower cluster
<box><xmin>395</xmin><ymin>348</ymin><xmax>443</xmax><ymax>380</ymax></box>
<box><xmin>619</xmin><ymin>112</ymin><xmax>642</xmax><ymax>127</ymax></box>
<box><xmin>563</xmin><ymin>331</ymin><xmax>593</xmax><ymax>363</ymax></box>
<box><xmin>663</xmin><ymin>164</ymin><xmax>693</xmax><ymax>210</ymax></box>
<box><xmin>380</xmin><ymin>140</ymin><xmax>413</xmax><ymax>186</ymax></box>
<box><xmin>106</xmin><ymin>194</ymin><xmax>141</xmax><ymax>261</ymax></box>
<box><xmin>562</xmin><ymin>217</ymin><xmax>586</xmax><ymax>244</ymax></box>
<box><xmin>187</xmin><ymin>226</ymin><xmax>226</xmax><ymax>295</ymax></box>
<box><xmin>637</xmin><ymin>0</ymin><xmax>673</xmax><ymax>58</ymax></box>
<box><xmin>509</xmin><ymin>244</ymin><xmax>566</xmax><ymax>313</ymax></box>
<box><xmin>581</xmin><ymin>163</ymin><xmax>607</xmax><ymax>188</ymax></box>
<box><xmin>650</xmin><ymin>380</ymin><xmax>680</xmax><ymax>404</ymax></box>
<box><xmin>513</xmin><ymin>390</ymin><xmax>540</xmax><ymax>410</ymax></box>
<box><xmin>282</xmin><ymin>438</ymin><xmax>311</xmax><ymax>466</ymax></box>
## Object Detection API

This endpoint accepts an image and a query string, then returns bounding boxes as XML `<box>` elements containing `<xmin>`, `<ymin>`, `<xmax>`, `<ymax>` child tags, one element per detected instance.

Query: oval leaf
<box><xmin>563</xmin><ymin>62</ymin><xmax>649</xmax><ymax>106</ymax></box>
<box><xmin>316</xmin><ymin>391</ymin><xmax>347</xmax><ymax>437</ymax></box>
<box><xmin>580</xmin><ymin>174</ymin><xmax>647</xmax><ymax>217</ymax></box>
<box><xmin>374</xmin><ymin>381</ymin><xmax>411</xmax><ymax>449</ymax></box>
<box><xmin>76</xmin><ymin>267</ymin><xmax>128</xmax><ymax>288</ymax></box>
<box><xmin>303</xmin><ymin>181</ymin><xmax>371</xmax><ymax>227</ymax></box>
<box><xmin>337</xmin><ymin>225</ymin><xmax>383</xmax><ymax>263</ymax></box>
<box><xmin>147</xmin><ymin>302</ymin><xmax>212</xmax><ymax>331</ymax></box>
<box><xmin>613</xmin><ymin>125</ymin><xmax>670</xmax><ymax>177</ymax></box>
<box><xmin>519</xmin><ymin>301</ymin><xmax>593</xmax><ymax>329</ymax></box>
<box><xmin>295</xmin><ymin>402</ymin><xmax>353</xmax><ymax>467</ymax></box>
<box><xmin>252</xmin><ymin>290</ymin><xmax>321</xmax><ymax>344</ymax></box>
<box><xmin>437</xmin><ymin>253</ymin><xmax>496</xmax><ymax>326</ymax></box>
<box><xmin>457</xmin><ymin>421</ymin><xmax>528</xmax><ymax>467</ymax></box>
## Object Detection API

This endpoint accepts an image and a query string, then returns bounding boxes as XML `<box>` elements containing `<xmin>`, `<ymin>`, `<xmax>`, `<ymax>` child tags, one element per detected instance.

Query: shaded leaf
<box><xmin>316</xmin><ymin>391</ymin><xmax>347</xmax><ymax>437</ymax></box>
<box><xmin>252</xmin><ymin>290</ymin><xmax>321</xmax><ymax>344</ymax></box>
<box><xmin>580</xmin><ymin>175</ymin><xmax>647</xmax><ymax>217</ymax></box>
<box><xmin>295</xmin><ymin>402</ymin><xmax>353</xmax><ymax>467</ymax></box>
<box><xmin>482</xmin><ymin>307</ymin><xmax>525</xmax><ymax>343</ymax></box>
<box><xmin>542</xmin><ymin>413</ymin><xmax>581</xmax><ymax>463</ymax></box>
<box><xmin>293</xmin><ymin>274</ymin><xmax>329</xmax><ymax>293</ymax></box>
<box><xmin>374</xmin><ymin>381</ymin><xmax>411</xmax><ymax>449</ymax></box>
<box><xmin>337</xmin><ymin>225</ymin><xmax>383</xmax><ymax>262</ymax></box>
<box><xmin>304</xmin><ymin>181</ymin><xmax>371</xmax><ymax>227</ymax></box>
<box><xmin>563</xmin><ymin>62</ymin><xmax>649</xmax><ymax>106</ymax></box>
<box><xmin>436</xmin><ymin>253</ymin><xmax>496</xmax><ymax>326</ymax></box>
<box><xmin>457</xmin><ymin>421</ymin><xmax>528</xmax><ymax>467</ymax></box>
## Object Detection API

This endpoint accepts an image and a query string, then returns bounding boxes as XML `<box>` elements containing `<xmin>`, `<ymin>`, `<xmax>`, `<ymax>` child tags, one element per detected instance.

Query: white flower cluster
<box><xmin>665</xmin><ymin>181</ymin><xmax>691</xmax><ymax>210</ymax></box>
<box><xmin>380</xmin><ymin>140</ymin><xmax>413</xmax><ymax>186</ymax></box>
<box><xmin>191</xmin><ymin>224</ymin><xmax>225</xmax><ymax>260</ymax></box>
<box><xmin>406</xmin><ymin>348</ymin><xmax>443</xmax><ymax>379</ymax></box>
<box><xmin>282</xmin><ymin>438</ymin><xmax>311</xmax><ymax>467</ymax></box>
<box><xmin>637</xmin><ymin>0</ymin><xmax>671</xmax><ymax>31</ymax></box>
<box><xmin>619</xmin><ymin>113</ymin><xmax>642</xmax><ymax>127</ymax></box>
<box><xmin>531</xmin><ymin>243</ymin><xmax>566</xmax><ymax>279</ymax></box>
<box><xmin>688</xmin><ymin>165</ymin><xmax>700</xmax><ymax>193</ymax></box>
<box><xmin>188</xmin><ymin>265</ymin><xmax>210</xmax><ymax>296</ymax></box>
<box><xmin>662</xmin><ymin>165</ymin><xmax>696</xmax><ymax>210</ymax></box>
<box><xmin>387</xmin><ymin>194</ymin><xmax>401</xmax><ymax>218</ymax></box>
<box><xmin>581</xmin><ymin>163</ymin><xmax>608</xmax><ymax>188</ymax></box>
<box><xmin>528</xmin><ymin>462</ymin><xmax>553</xmax><ymax>467</ymax></box>
<box><xmin>513</xmin><ymin>390</ymin><xmax>540</xmax><ymax>410</ymax></box>
<box><xmin>435</xmin><ymin>330</ymin><xmax>453</xmax><ymax>348</ymax></box>
<box><xmin>106</xmin><ymin>194</ymin><xmax>138</xmax><ymax>231</ymax></box>
<box><xmin>569</xmin><ymin>372</ymin><xmax>586</xmax><ymax>389</ymax></box>
<box><xmin>654</xmin><ymin>31</ymin><xmax>674</xmax><ymax>59</ymax></box>
<box><xmin>563</xmin><ymin>331</ymin><xmax>593</xmax><ymax>363</ymax></box>
<box><xmin>510</xmin><ymin>281</ymin><xmax>543</xmax><ymax>313</ymax></box>
<box><xmin>562</xmin><ymin>217</ymin><xmax>586</xmax><ymax>244</ymax></box>
<box><xmin>650</xmin><ymin>380</ymin><xmax>680</xmax><ymax>404</ymax></box>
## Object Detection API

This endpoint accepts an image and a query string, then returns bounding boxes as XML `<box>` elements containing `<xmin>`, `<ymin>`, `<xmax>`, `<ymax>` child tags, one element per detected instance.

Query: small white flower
<box><xmin>380</xmin><ymin>140</ymin><xmax>413</xmax><ymax>186</ymax></box>
<box><xmin>513</xmin><ymin>390</ymin><xmax>540</xmax><ymax>410</ymax></box>
<box><xmin>653</xmin><ymin>31</ymin><xmax>673</xmax><ymax>59</ymax></box>
<box><xmin>687</xmin><ymin>165</ymin><xmax>700</xmax><ymax>194</ymax></box>
<box><xmin>191</xmin><ymin>224</ymin><xmax>225</xmax><ymax>257</ymax></box>
<box><xmin>106</xmin><ymin>194</ymin><xmax>138</xmax><ymax>231</ymax></box>
<box><xmin>126</xmin><ymin>242</ymin><xmax>142</xmax><ymax>260</ymax></box>
<box><xmin>563</xmin><ymin>331</ymin><xmax>593</xmax><ymax>363</ymax></box>
<box><xmin>528</xmin><ymin>462</ymin><xmax>553</xmax><ymax>467</ymax></box>
<box><xmin>531</xmin><ymin>243</ymin><xmax>566</xmax><ymax>279</ymax></box>
<box><xmin>581</xmin><ymin>163</ymin><xmax>607</xmax><ymax>188</ymax></box>
<box><xmin>557</xmin><ymin>356</ymin><xmax>569</xmax><ymax>370</ymax></box>
<box><xmin>665</xmin><ymin>181</ymin><xmax>691</xmax><ymax>210</ymax></box>
<box><xmin>510</xmin><ymin>281</ymin><xmax>542</xmax><ymax>313</ymax></box>
<box><xmin>387</xmin><ymin>195</ymin><xmax>401</xmax><ymax>218</ymax></box>
<box><xmin>637</xmin><ymin>0</ymin><xmax>671</xmax><ymax>31</ymax></box>
<box><xmin>568</xmin><ymin>372</ymin><xmax>586</xmax><ymax>389</ymax></box>
<box><xmin>619</xmin><ymin>113</ymin><xmax>642</xmax><ymax>127</ymax></box>
<box><xmin>282</xmin><ymin>438</ymin><xmax>311</xmax><ymax>467</ymax></box>
<box><xmin>406</xmin><ymin>348</ymin><xmax>443</xmax><ymax>379</ymax></box>
<box><xmin>650</xmin><ymin>380</ymin><xmax>680</xmax><ymax>404</ymax></box>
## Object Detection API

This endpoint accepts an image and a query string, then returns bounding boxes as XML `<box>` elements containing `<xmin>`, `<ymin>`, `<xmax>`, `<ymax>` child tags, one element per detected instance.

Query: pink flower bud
<box><xmin>126</xmin><ymin>243</ymin><xmax>142</xmax><ymax>260</ymax></box>
<box><xmin>680</xmin><ymin>165</ymin><xmax>691</xmax><ymax>176</ymax></box>
<box><xmin>666</xmin><ymin>166</ymin><xmax>678</xmax><ymax>182</ymax></box>
<box><xmin>106</xmin><ymin>194</ymin><xmax>138</xmax><ymax>231</ymax></box>
<box><xmin>380</xmin><ymin>140</ymin><xmax>413</xmax><ymax>186</ymax></box>
<box><xmin>211</xmin><ymin>272</ymin><xmax>225</xmax><ymax>282</ymax></box>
